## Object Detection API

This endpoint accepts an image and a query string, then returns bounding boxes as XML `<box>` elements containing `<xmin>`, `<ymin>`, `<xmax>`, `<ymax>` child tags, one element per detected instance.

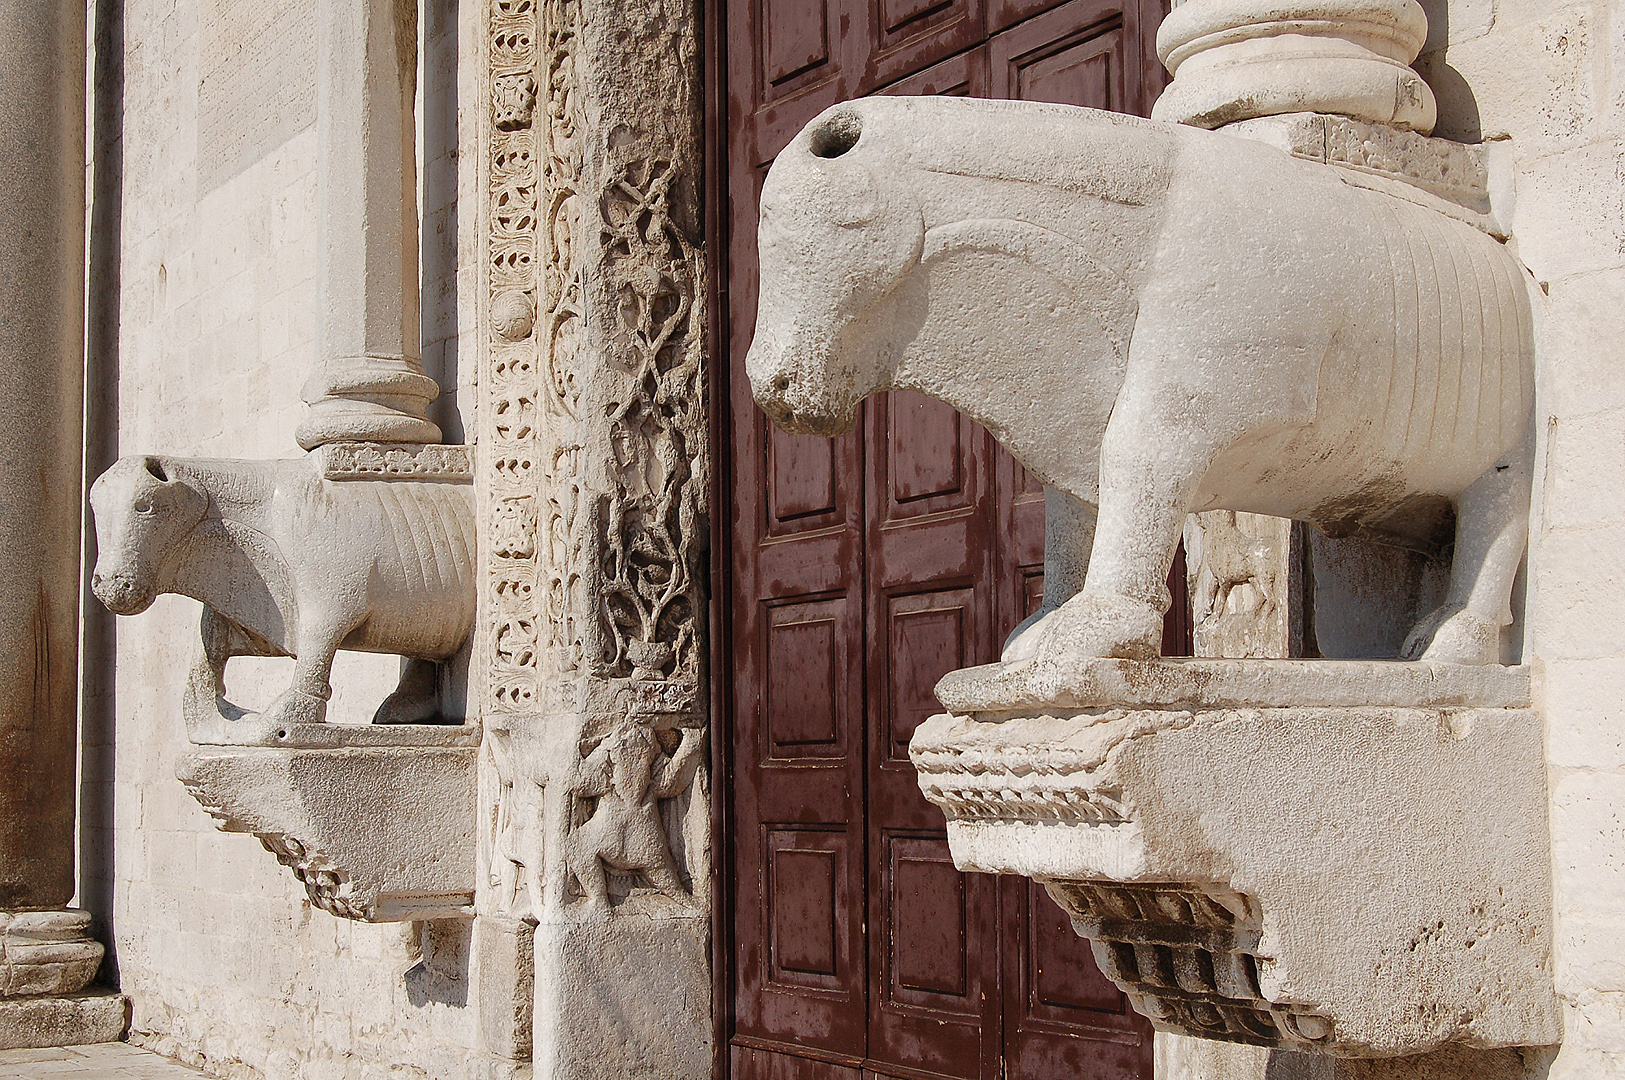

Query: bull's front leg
<box><xmin>1031</xmin><ymin>414</ymin><xmax>1213</xmax><ymax>661</ymax></box>
<box><xmin>1004</xmin><ymin>489</ymin><xmax>1095</xmax><ymax>662</ymax></box>
<box><xmin>259</xmin><ymin>602</ymin><xmax>363</xmax><ymax>731</ymax></box>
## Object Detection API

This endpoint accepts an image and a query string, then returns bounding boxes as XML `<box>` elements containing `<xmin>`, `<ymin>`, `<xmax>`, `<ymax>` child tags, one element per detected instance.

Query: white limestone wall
<box><xmin>1416</xmin><ymin>0</ymin><xmax>1625</xmax><ymax>1075</ymax></box>
<box><xmin>83</xmin><ymin>0</ymin><xmax>488</xmax><ymax>1072</ymax></box>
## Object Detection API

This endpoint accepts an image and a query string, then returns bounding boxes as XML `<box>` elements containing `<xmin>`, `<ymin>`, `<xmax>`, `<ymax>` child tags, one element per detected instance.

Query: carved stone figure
<box><xmin>89</xmin><ymin>454</ymin><xmax>476</xmax><ymax>743</ymax></box>
<box><xmin>747</xmin><ymin>96</ymin><xmax>1533</xmax><ymax>666</ymax></box>
<box><xmin>563</xmin><ymin>723</ymin><xmax>704</xmax><ymax>907</ymax></box>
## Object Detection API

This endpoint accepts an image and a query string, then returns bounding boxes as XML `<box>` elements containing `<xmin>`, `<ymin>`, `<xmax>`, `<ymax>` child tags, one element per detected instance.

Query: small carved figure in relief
<box><xmin>564</xmin><ymin>723</ymin><xmax>704</xmax><ymax>907</ymax></box>
<box><xmin>89</xmin><ymin>455</ymin><xmax>476</xmax><ymax>743</ymax></box>
<box><xmin>747</xmin><ymin>96</ymin><xmax>1534</xmax><ymax>666</ymax></box>
<box><xmin>1188</xmin><ymin>511</ymin><xmax>1281</xmax><ymax>624</ymax></box>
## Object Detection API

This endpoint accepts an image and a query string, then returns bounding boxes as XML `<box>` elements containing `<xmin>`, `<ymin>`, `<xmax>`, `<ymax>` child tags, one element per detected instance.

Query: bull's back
<box><xmin>1190</xmin><ymin>166</ymin><xmax>1534</xmax><ymax>527</ymax></box>
<box><xmin>328</xmin><ymin>480</ymin><xmax>477</xmax><ymax>659</ymax></box>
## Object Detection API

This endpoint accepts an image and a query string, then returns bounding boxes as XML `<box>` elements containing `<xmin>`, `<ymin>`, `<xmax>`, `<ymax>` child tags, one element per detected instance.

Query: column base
<box><xmin>1</xmin><ymin>909</ymin><xmax>104</xmax><ymax>997</ymax></box>
<box><xmin>0</xmin><ymin>989</ymin><xmax>129</xmax><ymax>1050</ymax></box>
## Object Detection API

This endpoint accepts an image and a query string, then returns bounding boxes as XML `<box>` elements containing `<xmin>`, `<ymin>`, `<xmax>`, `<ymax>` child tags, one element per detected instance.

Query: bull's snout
<box><xmin>91</xmin><ymin>569</ymin><xmax>155</xmax><ymax>616</ymax></box>
<box><xmin>747</xmin><ymin>349</ymin><xmax>858</xmax><ymax>438</ymax></box>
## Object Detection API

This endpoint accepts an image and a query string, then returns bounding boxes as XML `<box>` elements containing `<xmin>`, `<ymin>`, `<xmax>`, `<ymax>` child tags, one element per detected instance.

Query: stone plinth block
<box><xmin>177</xmin><ymin>742</ymin><xmax>476</xmax><ymax>921</ymax></box>
<box><xmin>0</xmin><ymin>910</ymin><xmax>102</xmax><ymax>998</ymax></box>
<box><xmin>911</xmin><ymin>659</ymin><xmax>1558</xmax><ymax>1057</ymax></box>
<box><xmin>1153</xmin><ymin>0</ymin><xmax>1437</xmax><ymax>133</ymax></box>
<box><xmin>0</xmin><ymin>990</ymin><xmax>128</xmax><ymax>1050</ymax></box>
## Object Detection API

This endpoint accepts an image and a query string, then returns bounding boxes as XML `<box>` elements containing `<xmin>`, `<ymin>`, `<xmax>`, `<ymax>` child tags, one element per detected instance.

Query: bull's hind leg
<box><xmin>374</xmin><ymin>658</ymin><xmax>442</xmax><ymax>724</ymax></box>
<box><xmin>1402</xmin><ymin>436</ymin><xmax>1533</xmax><ymax>665</ymax></box>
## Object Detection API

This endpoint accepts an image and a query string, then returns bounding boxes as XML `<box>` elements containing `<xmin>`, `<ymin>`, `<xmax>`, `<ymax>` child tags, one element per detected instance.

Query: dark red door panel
<box><xmin>724</xmin><ymin>3</ymin><xmax>1171</xmax><ymax>1079</ymax></box>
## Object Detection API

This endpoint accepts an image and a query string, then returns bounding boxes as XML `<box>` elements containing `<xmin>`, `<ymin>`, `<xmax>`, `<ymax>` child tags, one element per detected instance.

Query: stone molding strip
<box><xmin>934</xmin><ymin>656</ymin><xmax>1531</xmax><ymax>713</ymax></box>
<box><xmin>314</xmin><ymin>442</ymin><xmax>474</xmax><ymax>481</ymax></box>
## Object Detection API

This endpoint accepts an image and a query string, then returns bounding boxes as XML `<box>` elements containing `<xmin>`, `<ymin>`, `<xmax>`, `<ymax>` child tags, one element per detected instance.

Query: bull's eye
<box><xmin>133</xmin><ymin>499</ymin><xmax>153</xmax><ymax>515</ymax></box>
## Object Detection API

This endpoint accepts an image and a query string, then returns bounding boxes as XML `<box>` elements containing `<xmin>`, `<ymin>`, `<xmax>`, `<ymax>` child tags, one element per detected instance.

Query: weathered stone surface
<box><xmin>912</xmin><ymin>660</ymin><xmax>1558</xmax><ymax>1056</ymax></box>
<box><xmin>177</xmin><ymin>743</ymin><xmax>476</xmax><ymax>921</ymax></box>
<box><xmin>748</xmin><ymin>95</ymin><xmax>1533</xmax><ymax>669</ymax></box>
<box><xmin>1223</xmin><ymin>113</ymin><xmax>1489</xmax><ymax>216</ymax></box>
<box><xmin>0</xmin><ymin>0</ymin><xmax>87</xmax><ymax>915</ymax></box>
<box><xmin>1157</xmin><ymin>1034</ymin><xmax>1555</xmax><ymax>1079</ymax></box>
<box><xmin>1153</xmin><ymin>0</ymin><xmax>1437</xmax><ymax>132</ymax></box>
<box><xmin>475</xmin><ymin>916</ymin><xmax>533</xmax><ymax>1060</ymax></box>
<box><xmin>1185</xmin><ymin>512</ymin><xmax>1301</xmax><ymax>659</ymax></box>
<box><xmin>89</xmin><ymin>454</ymin><xmax>475</xmax><ymax>743</ymax></box>
<box><xmin>0</xmin><ymin>911</ymin><xmax>102</xmax><ymax>999</ymax></box>
<box><xmin>475</xmin><ymin>0</ymin><xmax>713</xmax><ymax>1073</ymax></box>
<box><xmin>0</xmin><ymin>991</ymin><xmax>128</xmax><ymax>1051</ymax></box>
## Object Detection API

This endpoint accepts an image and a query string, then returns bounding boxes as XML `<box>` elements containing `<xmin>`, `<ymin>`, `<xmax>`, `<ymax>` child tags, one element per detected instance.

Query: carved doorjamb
<box><xmin>477</xmin><ymin>0</ymin><xmax>710</xmax><ymax>1071</ymax></box>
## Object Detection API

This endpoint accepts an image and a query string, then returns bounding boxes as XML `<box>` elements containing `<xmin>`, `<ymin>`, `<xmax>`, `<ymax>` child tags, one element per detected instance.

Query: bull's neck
<box><xmin>161</xmin><ymin>457</ymin><xmax>281</xmax><ymax>532</ymax></box>
<box><xmin>153</xmin><ymin>458</ymin><xmax>290</xmax><ymax>611</ymax></box>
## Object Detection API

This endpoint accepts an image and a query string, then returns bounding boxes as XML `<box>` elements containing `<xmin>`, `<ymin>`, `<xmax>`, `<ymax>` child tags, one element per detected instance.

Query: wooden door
<box><xmin>723</xmin><ymin>4</ymin><xmax>1173</xmax><ymax>1080</ymax></box>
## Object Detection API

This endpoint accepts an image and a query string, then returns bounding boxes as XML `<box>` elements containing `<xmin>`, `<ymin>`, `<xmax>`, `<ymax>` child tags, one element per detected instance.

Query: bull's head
<box><xmin>747</xmin><ymin>104</ymin><xmax>925</xmax><ymax>436</ymax></box>
<box><xmin>89</xmin><ymin>456</ymin><xmax>208</xmax><ymax>615</ymax></box>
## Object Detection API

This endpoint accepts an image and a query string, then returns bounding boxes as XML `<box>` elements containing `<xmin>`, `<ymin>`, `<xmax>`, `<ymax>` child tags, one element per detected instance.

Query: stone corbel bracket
<box><xmin>178</xmin><ymin>730</ymin><xmax>478</xmax><ymax>921</ymax></box>
<box><xmin>911</xmin><ymin>658</ymin><xmax>1559</xmax><ymax>1057</ymax></box>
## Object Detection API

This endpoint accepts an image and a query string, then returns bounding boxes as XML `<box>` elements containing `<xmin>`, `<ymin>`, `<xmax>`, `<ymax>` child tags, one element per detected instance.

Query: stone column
<box><xmin>297</xmin><ymin>0</ymin><xmax>442</xmax><ymax>450</ymax></box>
<box><xmin>0</xmin><ymin>0</ymin><xmax>123</xmax><ymax>1048</ymax></box>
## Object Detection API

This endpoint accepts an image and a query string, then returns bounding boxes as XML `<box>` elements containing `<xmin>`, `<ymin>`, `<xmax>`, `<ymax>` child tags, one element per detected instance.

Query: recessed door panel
<box><xmin>769</xmin><ymin>833</ymin><xmax>847</xmax><ymax>985</ymax></box>
<box><xmin>885</xmin><ymin>590</ymin><xmax>971</xmax><ymax>760</ymax></box>
<box><xmin>766</xmin><ymin>600</ymin><xmax>847</xmax><ymax>756</ymax></box>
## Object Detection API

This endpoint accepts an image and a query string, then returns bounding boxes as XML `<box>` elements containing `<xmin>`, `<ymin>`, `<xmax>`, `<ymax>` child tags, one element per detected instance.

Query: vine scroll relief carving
<box><xmin>479</xmin><ymin>0</ymin><xmax>708</xmax><ymax>922</ymax></box>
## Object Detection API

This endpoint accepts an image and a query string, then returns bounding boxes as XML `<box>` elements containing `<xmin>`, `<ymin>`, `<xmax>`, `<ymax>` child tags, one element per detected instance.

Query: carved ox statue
<box><xmin>90</xmin><ymin>455</ymin><xmax>476</xmax><ymax>741</ymax></box>
<box><xmin>747</xmin><ymin>97</ymin><xmax>1535</xmax><ymax>665</ymax></box>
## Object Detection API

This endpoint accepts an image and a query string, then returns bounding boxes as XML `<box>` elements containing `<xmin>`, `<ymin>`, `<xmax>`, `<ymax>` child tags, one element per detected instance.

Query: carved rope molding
<box><xmin>479</xmin><ymin>0</ymin><xmax>707</xmax><ymax>919</ymax></box>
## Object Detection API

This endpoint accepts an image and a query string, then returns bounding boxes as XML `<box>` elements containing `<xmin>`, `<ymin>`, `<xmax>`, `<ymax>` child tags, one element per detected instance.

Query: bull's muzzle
<box><xmin>91</xmin><ymin>570</ymin><xmax>155</xmax><ymax>616</ymax></box>
<box><xmin>748</xmin><ymin>359</ymin><xmax>858</xmax><ymax>438</ymax></box>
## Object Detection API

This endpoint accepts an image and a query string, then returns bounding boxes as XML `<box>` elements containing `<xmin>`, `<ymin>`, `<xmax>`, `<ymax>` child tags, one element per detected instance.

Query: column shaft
<box><xmin>0</xmin><ymin>0</ymin><xmax>88</xmax><ymax>912</ymax></box>
<box><xmin>299</xmin><ymin>0</ymin><xmax>441</xmax><ymax>449</ymax></box>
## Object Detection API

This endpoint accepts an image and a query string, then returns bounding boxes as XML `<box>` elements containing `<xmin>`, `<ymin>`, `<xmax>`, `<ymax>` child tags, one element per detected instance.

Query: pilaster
<box><xmin>478</xmin><ymin>0</ymin><xmax>709</xmax><ymax>1073</ymax></box>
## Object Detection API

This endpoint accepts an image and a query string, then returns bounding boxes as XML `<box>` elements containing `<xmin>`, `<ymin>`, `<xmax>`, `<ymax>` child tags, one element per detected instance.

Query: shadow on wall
<box><xmin>80</xmin><ymin>0</ymin><xmax>124</xmax><ymax>990</ymax></box>
<box><xmin>403</xmin><ymin>918</ymin><xmax>471</xmax><ymax>1008</ymax></box>
<box><xmin>1413</xmin><ymin>0</ymin><xmax>1485</xmax><ymax>142</ymax></box>
<box><xmin>1262</xmin><ymin>1045</ymin><xmax>1557</xmax><ymax>1078</ymax></box>
<box><xmin>423</xmin><ymin>0</ymin><xmax>461</xmax><ymax>443</ymax></box>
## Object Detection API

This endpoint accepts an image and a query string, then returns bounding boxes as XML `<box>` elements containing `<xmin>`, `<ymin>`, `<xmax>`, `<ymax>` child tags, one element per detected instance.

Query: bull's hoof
<box><xmin>260</xmin><ymin>687</ymin><xmax>330</xmax><ymax>734</ymax></box>
<box><xmin>1402</xmin><ymin>604</ymin><xmax>1501</xmax><ymax>665</ymax></box>
<box><xmin>1033</xmin><ymin>592</ymin><xmax>1165</xmax><ymax>661</ymax></box>
<box><xmin>1001</xmin><ymin>607</ymin><xmax>1050</xmax><ymax>662</ymax></box>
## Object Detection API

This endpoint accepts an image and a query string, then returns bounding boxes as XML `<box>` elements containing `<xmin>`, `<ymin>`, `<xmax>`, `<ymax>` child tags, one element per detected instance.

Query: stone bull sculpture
<box><xmin>90</xmin><ymin>455</ymin><xmax>476</xmax><ymax>742</ymax></box>
<box><xmin>748</xmin><ymin>96</ymin><xmax>1535</xmax><ymax>665</ymax></box>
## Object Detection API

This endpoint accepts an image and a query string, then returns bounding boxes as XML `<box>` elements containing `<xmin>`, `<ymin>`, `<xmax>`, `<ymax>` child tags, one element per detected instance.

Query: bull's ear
<box><xmin>143</xmin><ymin>457</ymin><xmax>169</xmax><ymax>483</ymax></box>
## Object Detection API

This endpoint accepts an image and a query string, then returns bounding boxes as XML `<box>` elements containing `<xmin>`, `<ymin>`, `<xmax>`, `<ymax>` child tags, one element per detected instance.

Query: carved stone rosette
<box><xmin>477</xmin><ymin>0</ymin><xmax>709</xmax><ymax>1071</ymax></box>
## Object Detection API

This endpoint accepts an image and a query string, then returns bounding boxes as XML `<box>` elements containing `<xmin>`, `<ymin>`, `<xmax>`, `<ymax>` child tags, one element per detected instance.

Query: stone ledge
<box><xmin>934</xmin><ymin>657</ymin><xmax>1530</xmax><ymax>714</ymax></box>
<box><xmin>177</xmin><ymin>746</ymin><xmax>476</xmax><ymax>921</ymax></box>
<box><xmin>912</xmin><ymin>662</ymin><xmax>1558</xmax><ymax>1057</ymax></box>
<box><xmin>0</xmin><ymin>991</ymin><xmax>129</xmax><ymax>1050</ymax></box>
